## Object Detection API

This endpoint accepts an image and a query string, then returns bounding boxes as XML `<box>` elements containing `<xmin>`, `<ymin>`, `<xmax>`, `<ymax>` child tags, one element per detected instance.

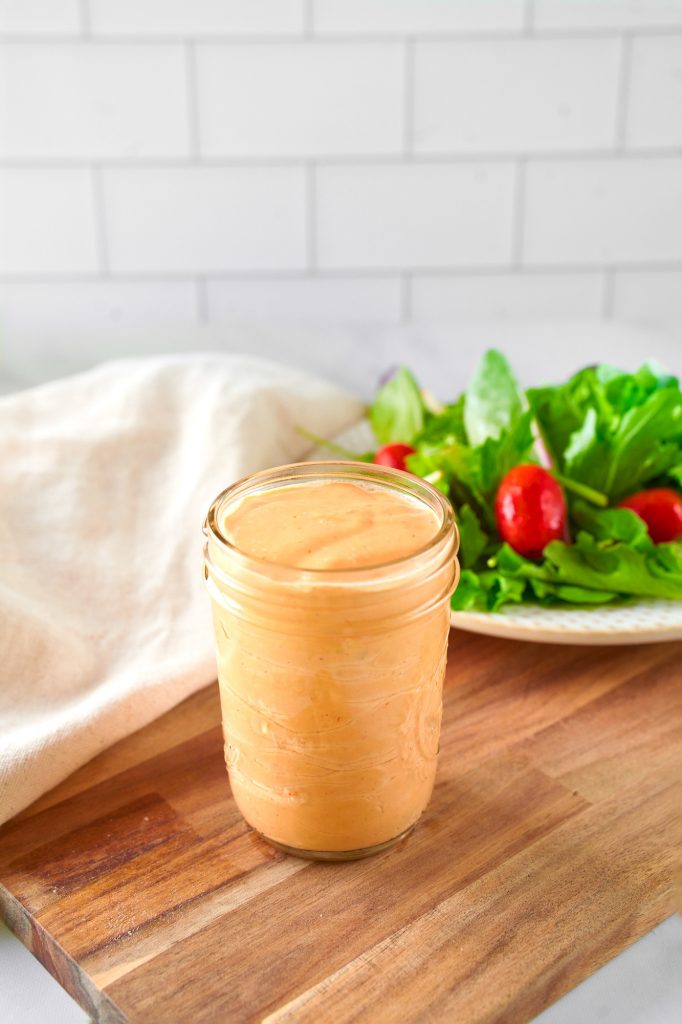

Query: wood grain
<box><xmin>1</xmin><ymin>631</ymin><xmax>680</xmax><ymax>1024</ymax></box>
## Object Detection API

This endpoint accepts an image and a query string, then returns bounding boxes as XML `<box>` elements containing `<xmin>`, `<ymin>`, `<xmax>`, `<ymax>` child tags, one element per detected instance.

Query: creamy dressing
<box><xmin>207</xmin><ymin>475</ymin><xmax>456</xmax><ymax>854</ymax></box>
<box><xmin>222</xmin><ymin>480</ymin><xmax>440</xmax><ymax>570</ymax></box>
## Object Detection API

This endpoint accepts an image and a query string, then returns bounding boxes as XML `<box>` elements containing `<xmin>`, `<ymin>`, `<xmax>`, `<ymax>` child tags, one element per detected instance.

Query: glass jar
<box><xmin>203</xmin><ymin>461</ymin><xmax>459</xmax><ymax>861</ymax></box>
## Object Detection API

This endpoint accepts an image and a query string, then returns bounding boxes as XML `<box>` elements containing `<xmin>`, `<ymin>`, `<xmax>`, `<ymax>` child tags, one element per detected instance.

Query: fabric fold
<box><xmin>0</xmin><ymin>353</ymin><xmax>363</xmax><ymax>824</ymax></box>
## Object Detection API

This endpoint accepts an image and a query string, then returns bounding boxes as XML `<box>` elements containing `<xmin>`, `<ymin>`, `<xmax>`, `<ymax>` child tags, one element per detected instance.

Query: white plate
<box><xmin>309</xmin><ymin>421</ymin><xmax>682</xmax><ymax>646</ymax></box>
<box><xmin>451</xmin><ymin>601</ymin><xmax>682</xmax><ymax>645</ymax></box>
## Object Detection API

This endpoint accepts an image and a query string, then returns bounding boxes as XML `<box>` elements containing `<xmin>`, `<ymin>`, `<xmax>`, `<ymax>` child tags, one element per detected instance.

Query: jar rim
<box><xmin>203</xmin><ymin>460</ymin><xmax>457</xmax><ymax>583</ymax></box>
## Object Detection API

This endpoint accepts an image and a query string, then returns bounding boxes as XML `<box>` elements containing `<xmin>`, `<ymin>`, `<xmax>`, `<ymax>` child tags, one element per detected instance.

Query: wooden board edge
<box><xmin>1</xmin><ymin>884</ymin><xmax>128</xmax><ymax>1024</ymax></box>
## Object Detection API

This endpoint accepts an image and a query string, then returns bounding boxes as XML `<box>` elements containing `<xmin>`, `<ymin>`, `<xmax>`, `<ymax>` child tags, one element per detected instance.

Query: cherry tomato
<box><xmin>373</xmin><ymin>443</ymin><xmax>416</xmax><ymax>472</ymax></box>
<box><xmin>618</xmin><ymin>488</ymin><xmax>682</xmax><ymax>543</ymax></box>
<box><xmin>495</xmin><ymin>465</ymin><xmax>567</xmax><ymax>559</ymax></box>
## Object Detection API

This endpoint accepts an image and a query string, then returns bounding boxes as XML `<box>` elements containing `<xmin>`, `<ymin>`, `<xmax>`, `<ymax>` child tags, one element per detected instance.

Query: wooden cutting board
<box><xmin>1</xmin><ymin>631</ymin><xmax>680</xmax><ymax>1024</ymax></box>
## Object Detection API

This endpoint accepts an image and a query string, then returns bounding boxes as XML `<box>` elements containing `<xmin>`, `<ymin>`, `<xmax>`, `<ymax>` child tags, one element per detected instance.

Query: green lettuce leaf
<box><xmin>463</xmin><ymin>349</ymin><xmax>525</xmax><ymax>446</ymax></box>
<box><xmin>529</xmin><ymin>363</ymin><xmax>682</xmax><ymax>499</ymax></box>
<box><xmin>571</xmin><ymin>502</ymin><xmax>652</xmax><ymax>549</ymax></box>
<box><xmin>414</xmin><ymin>394</ymin><xmax>467</xmax><ymax>447</ymax></box>
<box><xmin>369</xmin><ymin>367</ymin><xmax>427</xmax><ymax>445</ymax></box>
<box><xmin>456</xmin><ymin>504</ymin><xmax>489</xmax><ymax>570</ymax></box>
<box><xmin>668</xmin><ymin>464</ymin><xmax>682</xmax><ymax>487</ymax></box>
<box><xmin>491</xmin><ymin>502</ymin><xmax>682</xmax><ymax>601</ymax></box>
<box><xmin>543</xmin><ymin>536</ymin><xmax>682</xmax><ymax>600</ymax></box>
<box><xmin>451</xmin><ymin>566</ymin><xmax>526</xmax><ymax>613</ymax></box>
<box><xmin>370</xmin><ymin>353</ymin><xmax>682</xmax><ymax>615</ymax></box>
<box><xmin>451</xmin><ymin>569</ymin><xmax>486</xmax><ymax>612</ymax></box>
<box><xmin>526</xmin><ymin>579</ymin><xmax>616</xmax><ymax>605</ymax></box>
<box><xmin>411</xmin><ymin>410</ymin><xmax>535</xmax><ymax>530</ymax></box>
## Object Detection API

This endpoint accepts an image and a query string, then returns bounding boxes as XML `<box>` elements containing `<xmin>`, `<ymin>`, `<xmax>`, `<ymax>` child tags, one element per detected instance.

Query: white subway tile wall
<box><xmin>612</xmin><ymin>271</ymin><xmax>682</xmax><ymax>329</ymax></box>
<box><xmin>313</xmin><ymin>1</ymin><xmax>527</xmax><ymax>35</ymax></box>
<box><xmin>627</xmin><ymin>36</ymin><xmax>682</xmax><ymax>148</ymax></box>
<box><xmin>196</xmin><ymin>44</ymin><xmax>404</xmax><ymax>157</ymax></box>
<box><xmin>0</xmin><ymin>1</ymin><xmax>80</xmax><ymax>35</ymax></box>
<box><xmin>414</xmin><ymin>39</ymin><xmax>621</xmax><ymax>154</ymax></box>
<box><xmin>87</xmin><ymin>1</ymin><xmax>305</xmax><ymax>37</ymax></box>
<box><xmin>0</xmin><ymin>168</ymin><xmax>98</xmax><ymax>273</ymax></box>
<box><xmin>0</xmin><ymin>45</ymin><xmax>189</xmax><ymax>158</ymax></box>
<box><xmin>317</xmin><ymin>163</ymin><xmax>516</xmax><ymax>269</ymax></box>
<box><xmin>0</xmin><ymin>280</ymin><xmax>199</xmax><ymax>331</ymax></box>
<box><xmin>533</xmin><ymin>1</ymin><xmax>682</xmax><ymax>31</ymax></box>
<box><xmin>0</xmin><ymin>0</ymin><xmax>681</xmax><ymax>336</ymax></box>
<box><xmin>103</xmin><ymin>166</ymin><xmax>307</xmax><ymax>272</ymax></box>
<box><xmin>411</xmin><ymin>273</ymin><xmax>605</xmax><ymax>322</ymax></box>
<box><xmin>206</xmin><ymin>277</ymin><xmax>402</xmax><ymax>324</ymax></box>
<box><xmin>524</xmin><ymin>159</ymin><xmax>682</xmax><ymax>265</ymax></box>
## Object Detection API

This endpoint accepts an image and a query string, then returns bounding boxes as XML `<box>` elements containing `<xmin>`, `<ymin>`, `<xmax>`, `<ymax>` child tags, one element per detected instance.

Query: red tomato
<box><xmin>618</xmin><ymin>488</ymin><xmax>682</xmax><ymax>543</ymax></box>
<box><xmin>373</xmin><ymin>443</ymin><xmax>416</xmax><ymax>472</ymax></box>
<box><xmin>495</xmin><ymin>465</ymin><xmax>567</xmax><ymax>559</ymax></box>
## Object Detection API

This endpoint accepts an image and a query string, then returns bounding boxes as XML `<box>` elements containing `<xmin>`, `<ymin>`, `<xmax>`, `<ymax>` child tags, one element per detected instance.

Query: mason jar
<box><xmin>203</xmin><ymin>461</ymin><xmax>459</xmax><ymax>861</ymax></box>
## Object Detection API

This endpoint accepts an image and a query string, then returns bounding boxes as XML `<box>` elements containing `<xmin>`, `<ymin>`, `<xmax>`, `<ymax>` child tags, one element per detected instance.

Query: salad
<box><xmin>311</xmin><ymin>351</ymin><xmax>682</xmax><ymax>613</ymax></box>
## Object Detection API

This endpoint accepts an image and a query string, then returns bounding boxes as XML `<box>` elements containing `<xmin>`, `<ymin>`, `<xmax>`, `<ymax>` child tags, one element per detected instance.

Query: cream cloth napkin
<box><xmin>0</xmin><ymin>353</ymin><xmax>363</xmax><ymax>825</ymax></box>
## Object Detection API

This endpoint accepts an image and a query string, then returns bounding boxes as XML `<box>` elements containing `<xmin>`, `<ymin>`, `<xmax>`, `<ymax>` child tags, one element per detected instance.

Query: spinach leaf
<box><xmin>464</xmin><ymin>349</ymin><xmax>525</xmax><ymax>446</ymax></box>
<box><xmin>466</xmin><ymin>410</ymin><xmax>536</xmax><ymax>512</ymax></box>
<box><xmin>412</xmin><ymin>409</ymin><xmax>536</xmax><ymax>530</ymax></box>
<box><xmin>369</xmin><ymin>366</ymin><xmax>427</xmax><ymax>445</ymax></box>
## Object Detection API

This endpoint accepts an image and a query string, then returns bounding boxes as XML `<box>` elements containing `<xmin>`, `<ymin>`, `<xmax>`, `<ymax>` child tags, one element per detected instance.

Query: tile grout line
<box><xmin>3</xmin><ymin>150</ymin><xmax>682</xmax><ymax>169</ymax></box>
<box><xmin>511</xmin><ymin>160</ymin><xmax>526</xmax><ymax>267</ymax></box>
<box><xmin>3</xmin><ymin>28</ymin><xmax>682</xmax><ymax>44</ymax></box>
<box><xmin>1</xmin><ymin>265</ymin><xmax>682</xmax><ymax>286</ymax></box>
<box><xmin>403</xmin><ymin>39</ymin><xmax>415</xmax><ymax>158</ymax></box>
<box><xmin>615</xmin><ymin>35</ymin><xmax>633</xmax><ymax>150</ymax></box>
<box><xmin>185</xmin><ymin>42</ymin><xmax>201</xmax><ymax>159</ymax></box>
<box><xmin>602</xmin><ymin>270</ymin><xmax>615</xmax><ymax>319</ymax></box>
<box><xmin>524</xmin><ymin>0</ymin><xmax>535</xmax><ymax>34</ymax></box>
<box><xmin>91</xmin><ymin>164</ymin><xmax>109</xmax><ymax>276</ymax></box>
<box><xmin>78</xmin><ymin>0</ymin><xmax>90</xmax><ymax>36</ymax></box>
<box><xmin>305</xmin><ymin>164</ymin><xmax>317</xmax><ymax>273</ymax></box>
<box><xmin>303</xmin><ymin>0</ymin><xmax>314</xmax><ymax>37</ymax></box>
